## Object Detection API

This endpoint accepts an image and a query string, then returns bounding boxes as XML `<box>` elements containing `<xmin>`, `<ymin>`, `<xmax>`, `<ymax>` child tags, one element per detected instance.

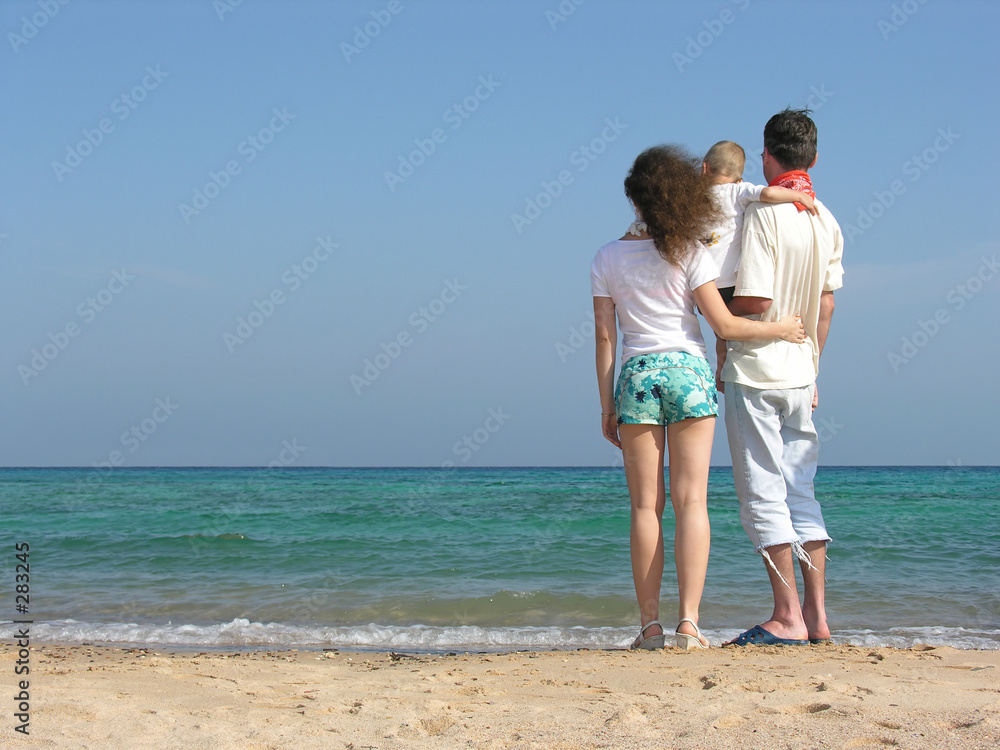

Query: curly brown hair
<box><xmin>624</xmin><ymin>145</ymin><xmax>722</xmax><ymax>266</ymax></box>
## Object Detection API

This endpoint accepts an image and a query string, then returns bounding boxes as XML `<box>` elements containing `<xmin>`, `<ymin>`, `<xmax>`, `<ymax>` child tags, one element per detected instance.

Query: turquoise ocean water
<box><xmin>1</xmin><ymin>467</ymin><xmax>997</xmax><ymax>650</ymax></box>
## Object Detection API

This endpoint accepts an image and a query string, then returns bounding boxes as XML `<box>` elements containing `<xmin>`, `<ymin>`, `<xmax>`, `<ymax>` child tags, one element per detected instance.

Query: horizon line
<box><xmin>0</xmin><ymin>465</ymin><xmax>995</xmax><ymax>470</ymax></box>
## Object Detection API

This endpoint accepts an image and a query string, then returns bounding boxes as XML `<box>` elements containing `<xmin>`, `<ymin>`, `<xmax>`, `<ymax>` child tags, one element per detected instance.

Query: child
<box><xmin>701</xmin><ymin>140</ymin><xmax>817</xmax><ymax>387</ymax></box>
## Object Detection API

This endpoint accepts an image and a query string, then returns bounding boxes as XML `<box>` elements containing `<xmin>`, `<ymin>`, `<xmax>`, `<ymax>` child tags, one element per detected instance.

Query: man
<box><xmin>722</xmin><ymin>108</ymin><xmax>844</xmax><ymax>646</ymax></box>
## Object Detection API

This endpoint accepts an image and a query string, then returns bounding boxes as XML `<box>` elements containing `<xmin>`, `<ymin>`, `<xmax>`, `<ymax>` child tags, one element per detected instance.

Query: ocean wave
<box><xmin>5</xmin><ymin>619</ymin><xmax>998</xmax><ymax>651</ymax></box>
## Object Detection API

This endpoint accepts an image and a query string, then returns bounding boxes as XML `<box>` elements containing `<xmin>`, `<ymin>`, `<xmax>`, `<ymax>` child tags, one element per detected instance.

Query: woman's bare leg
<box><xmin>620</xmin><ymin>423</ymin><xmax>666</xmax><ymax>640</ymax></box>
<box><xmin>666</xmin><ymin>416</ymin><xmax>715</xmax><ymax>645</ymax></box>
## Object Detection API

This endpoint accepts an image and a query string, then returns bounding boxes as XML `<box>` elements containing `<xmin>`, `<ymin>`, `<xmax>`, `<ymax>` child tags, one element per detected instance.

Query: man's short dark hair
<box><xmin>763</xmin><ymin>108</ymin><xmax>818</xmax><ymax>171</ymax></box>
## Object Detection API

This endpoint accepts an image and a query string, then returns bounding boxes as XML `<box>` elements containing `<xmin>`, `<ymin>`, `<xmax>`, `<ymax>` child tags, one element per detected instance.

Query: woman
<box><xmin>592</xmin><ymin>146</ymin><xmax>805</xmax><ymax>649</ymax></box>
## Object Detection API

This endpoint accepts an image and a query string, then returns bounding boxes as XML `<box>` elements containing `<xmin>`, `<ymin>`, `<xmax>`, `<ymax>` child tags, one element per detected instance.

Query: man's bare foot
<box><xmin>802</xmin><ymin>607</ymin><xmax>830</xmax><ymax>641</ymax></box>
<box><xmin>755</xmin><ymin>618</ymin><xmax>808</xmax><ymax>642</ymax></box>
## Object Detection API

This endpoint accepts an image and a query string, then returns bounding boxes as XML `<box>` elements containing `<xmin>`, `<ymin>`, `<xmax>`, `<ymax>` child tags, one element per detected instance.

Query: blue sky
<box><xmin>2</xmin><ymin>0</ymin><xmax>998</xmax><ymax>467</ymax></box>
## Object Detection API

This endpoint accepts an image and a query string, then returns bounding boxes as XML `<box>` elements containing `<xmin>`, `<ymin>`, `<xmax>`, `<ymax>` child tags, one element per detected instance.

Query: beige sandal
<box><xmin>675</xmin><ymin>618</ymin><xmax>709</xmax><ymax>649</ymax></box>
<box><xmin>630</xmin><ymin>620</ymin><xmax>665</xmax><ymax>650</ymax></box>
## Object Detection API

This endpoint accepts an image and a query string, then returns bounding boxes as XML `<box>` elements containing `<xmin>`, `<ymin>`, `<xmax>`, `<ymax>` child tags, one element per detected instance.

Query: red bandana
<box><xmin>769</xmin><ymin>170</ymin><xmax>815</xmax><ymax>212</ymax></box>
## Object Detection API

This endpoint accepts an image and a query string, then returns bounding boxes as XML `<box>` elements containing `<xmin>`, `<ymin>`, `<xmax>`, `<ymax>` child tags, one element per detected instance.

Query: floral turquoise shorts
<box><xmin>615</xmin><ymin>351</ymin><xmax>718</xmax><ymax>425</ymax></box>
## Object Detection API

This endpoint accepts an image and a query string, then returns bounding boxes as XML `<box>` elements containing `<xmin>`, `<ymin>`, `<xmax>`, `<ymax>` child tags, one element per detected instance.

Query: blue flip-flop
<box><xmin>727</xmin><ymin>625</ymin><xmax>808</xmax><ymax>647</ymax></box>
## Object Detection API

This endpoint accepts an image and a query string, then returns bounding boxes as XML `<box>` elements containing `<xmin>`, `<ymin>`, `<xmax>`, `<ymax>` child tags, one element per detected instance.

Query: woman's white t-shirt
<box><xmin>591</xmin><ymin>239</ymin><xmax>719</xmax><ymax>365</ymax></box>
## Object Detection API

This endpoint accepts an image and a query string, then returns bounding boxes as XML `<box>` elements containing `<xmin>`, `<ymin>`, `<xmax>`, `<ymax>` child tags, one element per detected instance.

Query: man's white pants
<box><xmin>724</xmin><ymin>382</ymin><xmax>830</xmax><ymax>569</ymax></box>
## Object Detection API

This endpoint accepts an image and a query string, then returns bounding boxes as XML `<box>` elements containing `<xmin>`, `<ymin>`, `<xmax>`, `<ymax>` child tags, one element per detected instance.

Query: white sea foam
<box><xmin>5</xmin><ymin>619</ymin><xmax>998</xmax><ymax>651</ymax></box>
<box><xmin>9</xmin><ymin>619</ymin><xmax>633</xmax><ymax>651</ymax></box>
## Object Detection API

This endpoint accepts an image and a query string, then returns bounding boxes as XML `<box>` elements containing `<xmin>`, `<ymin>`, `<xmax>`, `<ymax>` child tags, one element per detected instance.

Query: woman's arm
<box><xmin>593</xmin><ymin>296</ymin><xmax>621</xmax><ymax>448</ymax></box>
<box><xmin>693</xmin><ymin>282</ymin><xmax>805</xmax><ymax>343</ymax></box>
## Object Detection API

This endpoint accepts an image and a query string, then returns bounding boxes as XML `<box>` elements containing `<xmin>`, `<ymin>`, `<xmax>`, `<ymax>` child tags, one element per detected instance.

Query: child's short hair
<box><xmin>703</xmin><ymin>140</ymin><xmax>746</xmax><ymax>179</ymax></box>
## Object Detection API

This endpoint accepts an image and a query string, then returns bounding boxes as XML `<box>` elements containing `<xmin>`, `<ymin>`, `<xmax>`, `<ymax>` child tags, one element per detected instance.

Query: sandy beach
<box><xmin>2</xmin><ymin>642</ymin><xmax>997</xmax><ymax>749</ymax></box>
